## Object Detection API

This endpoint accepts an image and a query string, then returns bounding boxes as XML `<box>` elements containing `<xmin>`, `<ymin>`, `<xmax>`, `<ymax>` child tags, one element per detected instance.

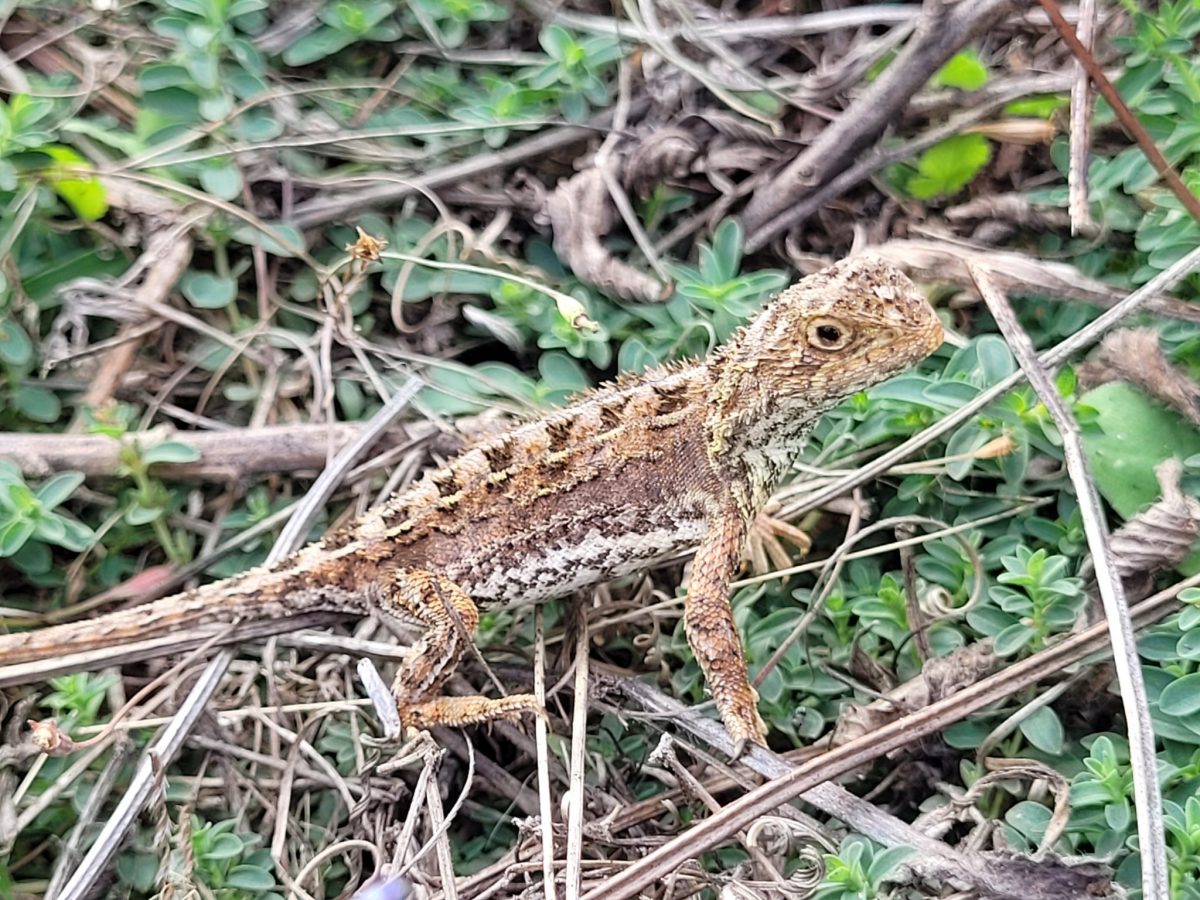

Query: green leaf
<box><xmin>229</xmin><ymin>222</ymin><xmax>305</xmax><ymax>257</ymax></box>
<box><xmin>199</xmin><ymin>163</ymin><xmax>243</xmax><ymax>200</ymax></box>
<box><xmin>710</xmin><ymin>219</ymin><xmax>742</xmax><ymax>281</ymax></box>
<box><xmin>282</xmin><ymin>27</ymin><xmax>357</xmax><ymax>66</ymax></box>
<box><xmin>907</xmin><ymin>134</ymin><xmax>992</xmax><ymax>199</ymax></box>
<box><xmin>35</xmin><ymin>472</ymin><xmax>84</xmax><ymax>509</ymax></box>
<box><xmin>993</xmin><ymin>622</ymin><xmax>1036</xmax><ymax>656</ymax></box>
<box><xmin>56</xmin><ymin>517</ymin><xmax>94</xmax><ymax>551</ymax></box>
<box><xmin>0</xmin><ymin>318</ymin><xmax>33</xmax><ymax>366</ymax></box>
<box><xmin>0</xmin><ymin>518</ymin><xmax>35</xmax><ymax>556</ymax></box>
<box><xmin>539</xmin><ymin>24</ymin><xmax>575</xmax><ymax>61</ymax></box>
<box><xmin>1159</xmin><ymin>673</ymin><xmax>1200</xmax><ymax>717</ymax></box>
<box><xmin>934</xmin><ymin>51</ymin><xmax>989</xmax><ymax>91</ymax></box>
<box><xmin>42</xmin><ymin>145</ymin><xmax>109</xmax><ymax>221</ymax></box>
<box><xmin>1080</xmin><ymin>381</ymin><xmax>1200</xmax><ymax>519</ymax></box>
<box><xmin>866</xmin><ymin>845</ymin><xmax>914</xmax><ymax>883</ymax></box>
<box><xmin>1019</xmin><ymin>706</ymin><xmax>1064</xmax><ymax>754</ymax></box>
<box><xmin>1105</xmin><ymin>799</ymin><xmax>1132</xmax><ymax>832</ymax></box>
<box><xmin>11</xmin><ymin>385</ymin><xmax>61</xmax><ymax>423</ymax></box>
<box><xmin>1004</xmin><ymin>95</ymin><xmax>1068</xmax><ymax>118</ymax></box>
<box><xmin>180</xmin><ymin>271</ymin><xmax>238</xmax><ymax>308</ymax></box>
<box><xmin>225</xmin><ymin>865</ymin><xmax>276</xmax><ymax>890</ymax></box>
<box><xmin>204</xmin><ymin>832</ymin><xmax>245</xmax><ymax>860</ymax></box>
<box><xmin>124</xmin><ymin>501</ymin><xmax>163</xmax><ymax>526</ymax></box>
<box><xmin>1005</xmin><ymin>800</ymin><xmax>1051</xmax><ymax>840</ymax></box>
<box><xmin>141</xmin><ymin>441</ymin><xmax>201</xmax><ymax>466</ymax></box>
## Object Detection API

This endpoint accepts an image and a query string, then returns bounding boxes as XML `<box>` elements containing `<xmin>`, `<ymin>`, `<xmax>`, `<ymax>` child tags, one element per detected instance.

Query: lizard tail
<box><xmin>0</xmin><ymin>572</ymin><xmax>363</xmax><ymax>687</ymax></box>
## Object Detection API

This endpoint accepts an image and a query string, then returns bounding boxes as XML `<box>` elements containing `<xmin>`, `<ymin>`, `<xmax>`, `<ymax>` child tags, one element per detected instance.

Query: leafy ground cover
<box><xmin>1</xmin><ymin>1</ymin><xmax>1200</xmax><ymax>898</ymax></box>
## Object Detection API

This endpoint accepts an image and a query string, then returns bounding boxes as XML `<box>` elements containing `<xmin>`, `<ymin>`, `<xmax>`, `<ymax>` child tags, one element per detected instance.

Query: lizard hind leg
<box><xmin>376</xmin><ymin>569</ymin><xmax>540</xmax><ymax>730</ymax></box>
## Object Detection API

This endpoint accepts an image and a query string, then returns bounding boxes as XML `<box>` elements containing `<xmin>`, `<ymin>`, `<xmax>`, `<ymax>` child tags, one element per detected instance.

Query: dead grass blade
<box><xmin>972</xmin><ymin>264</ymin><xmax>1167</xmax><ymax>899</ymax></box>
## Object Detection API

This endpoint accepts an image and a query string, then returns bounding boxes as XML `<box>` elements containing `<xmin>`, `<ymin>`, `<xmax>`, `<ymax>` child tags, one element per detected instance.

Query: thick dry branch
<box><xmin>741</xmin><ymin>0</ymin><xmax>1016</xmax><ymax>238</ymax></box>
<box><xmin>866</xmin><ymin>239</ymin><xmax>1200</xmax><ymax>324</ymax></box>
<box><xmin>610</xmin><ymin>676</ymin><xmax>1102</xmax><ymax>900</ymax></box>
<box><xmin>0</xmin><ymin>422</ymin><xmax>442</xmax><ymax>480</ymax></box>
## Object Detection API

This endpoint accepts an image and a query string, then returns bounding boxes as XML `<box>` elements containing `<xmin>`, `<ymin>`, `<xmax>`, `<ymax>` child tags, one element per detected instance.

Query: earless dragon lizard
<box><xmin>0</xmin><ymin>256</ymin><xmax>943</xmax><ymax>746</ymax></box>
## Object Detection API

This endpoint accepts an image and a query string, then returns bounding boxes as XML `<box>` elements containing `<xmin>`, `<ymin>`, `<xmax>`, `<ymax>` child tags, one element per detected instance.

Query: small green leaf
<box><xmin>141</xmin><ymin>441</ymin><xmax>201</xmax><ymax>466</ymax></box>
<box><xmin>1081</xmin><ymin>381</ymin><xmax>1200</xmax><ymax>520</ymax></box>
<box><xmin>0</xmin><ymin>518</ymin><xmax>35</xmax><ymax>556</ymax></box>
<box><xmin>199</xmin><ymin>163</ymin><xmax>243</xmax><ymax>200</ymax></box>
<box><xmin>204</xmin><ymin>832</ymin><xmax>245</xmax><ymax>860</ymax></box>
<box><xmin>124</xmin><ymin>501</ymin><xmax>163</xmax><ymax>526</ymax></box>
<box><xmin>180</xmin><ymin>271</ymin><xmax>237</xmax><ymax>308</ymax></box>
<box><xmin>1004</xmin><ymin>95</ymin><xmax>1068</xmax><ymax>118</ymax></box>
<box><xmin>43</xmin><ymin>145</ymin><xmax>109</xmax><ymax>221</ymax></box>
<box><xmin>56</xmin><ymin>517</ymin><xmax>94</xmax><ymax>551</ymax></box>
<box><xmin>993</xmin><ymin>622</ymin><xmax>1036</xmax><ymax>656</ymax></box>
<box><xmin>225</xmin><ymin>865</ymin><xmax>276</xmax><ymax>890</ymax></box>
<box><xmin>934</xmin><ymin>51</ymin><xmax>990</xmax><ymax>91</ymax></box>
<box><xmin>230</xmin><ymin>222</ymin><xmax>305</xmax><ymax>258</ymax></box>
<box><xmin>1020</xmin><ymin>706</ymin><xmax>1064</xmax><ymax>754</ymax></box>
<box><xmin>1105</xmin><ymin>799</ymin><xmax>1132</xmax><ymax>832</ymax></box>
<box><xmin>11</xmin><ymin>385</ymin><xmax>61</xmax><ymax>423</ymax></box>
<box><xmin>1159</xmin><ymin>673</ymin><xmax>1200</xmax><ymax>717</ymax></box>
<box><xmin>0</xmin><ymin>318</ymin><xmax>33</xmax><ymax>366</ymax></box>
<box><xmin>35</xmin><ymin>472</ymin><xmax>84</xmax><ymax>509</ymax></box>
<box><xmin>1005</xmin><ymin>800</ymin><xmax>1051</xmax><ymax>841</ymax></box>
<box><xmin>282</xmin><ymin>27</ymin><xmax>357</xmax><ymax>66</ymax></box>
<box><xmin>907</xmin><ymin>134</ymin><xmax>992</xmax><ymax>199</ymax></box>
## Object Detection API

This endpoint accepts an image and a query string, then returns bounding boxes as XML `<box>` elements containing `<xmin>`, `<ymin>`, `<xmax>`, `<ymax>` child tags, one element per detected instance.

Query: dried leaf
<box><xmin>544</xmin><ymin>167</ymin><xmax>668</xmax><ymax>302</ymax></box>
<box><xmin>1100</xmin><ymin>459</ymin><xmax>1200</xmax><ymax>596</ymax></box>
<box><xmin>1077</xmin><ymin>328</ymin><xmax>1200</xmax><ymax>427</ymax></box>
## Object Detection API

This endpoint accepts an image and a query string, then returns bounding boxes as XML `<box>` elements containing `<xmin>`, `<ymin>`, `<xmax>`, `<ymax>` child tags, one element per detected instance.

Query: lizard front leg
<box><xmin>375</xmin><ymin>569</ymin><xmax>540</xmax><ymax>729</ymax></box>
<box><xmin>686</xmin><ymin>504</ymin><xmax>767</xmax><ymax>749</ymax></box>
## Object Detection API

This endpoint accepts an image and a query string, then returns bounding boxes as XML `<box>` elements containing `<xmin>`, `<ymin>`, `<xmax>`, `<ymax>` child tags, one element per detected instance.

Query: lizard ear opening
<box><xmin>806</xmin><ymin>317</ymin><xmax>853</xmax><ymax>351</ymax></box>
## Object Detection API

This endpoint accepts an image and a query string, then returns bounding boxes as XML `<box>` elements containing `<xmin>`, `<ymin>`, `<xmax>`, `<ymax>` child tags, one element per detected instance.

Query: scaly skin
<box><xmin>0</xmin><ymin>256</ymin><xmax>943</xmax><ymax>745</ymax></box>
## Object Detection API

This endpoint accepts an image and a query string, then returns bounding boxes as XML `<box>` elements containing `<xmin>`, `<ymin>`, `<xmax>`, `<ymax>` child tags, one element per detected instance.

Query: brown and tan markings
<box><xmin>0</xmin><ymin>256</ymin><xmax>943</xmax><ymax>746</ymax></box>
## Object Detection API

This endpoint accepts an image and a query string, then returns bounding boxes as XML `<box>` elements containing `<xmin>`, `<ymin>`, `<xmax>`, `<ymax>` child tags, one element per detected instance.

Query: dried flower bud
<box><xmin>28</xmin><ymin>719</ymin><xmax>77</xmax><ymax>755</ymax></box>
<box><xmin>346</xmin><ymin>227</ymin><xmax>388</xmax><ymax>262</ymax></box>
<box><xmin>973</xmin><ymin>434</ymin><xmax>1017</xmax><ymax>459</ymax></box>
<box><xmin>555</xmin><ymin>294</ymin><xmax>599</xmax><ymax>333</ymax></box>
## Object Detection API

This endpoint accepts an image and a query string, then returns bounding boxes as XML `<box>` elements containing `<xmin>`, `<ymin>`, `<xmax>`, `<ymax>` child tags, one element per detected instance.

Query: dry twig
<box><xmin>971</xmin><ymin>264</ymin><xmax>1167</xmax><ymax>900</ymax></box>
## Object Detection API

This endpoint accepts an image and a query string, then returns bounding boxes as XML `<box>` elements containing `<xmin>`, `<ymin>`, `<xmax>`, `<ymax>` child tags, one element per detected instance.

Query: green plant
<box><xmin>0</xmin><ymin>462</ymin><xmax>92</xmax><ymax>561</ymax></box>
<box><xmin>451</xmin><ymin>77</ymin><xmax>554</xmax><ymax>147</ymax></box>
<box><xmin>1071</xmin><ymin>735</ymin><xmax>1135</xmax><ymax>855</ymax></box>
<box><xmin>1163</xmin><ymin>796</ymin><xmax>1200</xmax><ymax>897</ymax></box>
<box><xmin>41</xmin><ymin>673</ymin><xmax>115</xmax><ymax>729</ymax></box>
<box><xmin>904</xmin><ymin>133</ymin><xmax>993</xmax><ymax>200</ymax></box>
<box><xmin>409</xmin><ymin>0</ymin><xmax>508</xmax><ymax>49</ymax></box>
<box><xmin>282</xmin><ymin>0</ymin><xmax>402</xmax><ymax>66</ymax></box>
<box><xmin>114</xmin><ymin>440</ymin><xmax>202</xmax><ymax>565</ymax></box>
<box><xmin>811</xmin><ymin>835</ymin><xmax>913</xmax><ymax>900</ymax></box>
<box><xmin>972</xmin><ymin>546</ymin><xmax>1086</xmax><ymax>656</ymax></box>
<box><xmin>1080</xmin><ymin>381</ymin><xmax>1200</xmax><ymax>519</ymax></box>
<box><xmin>527</xmin><ymin>25</ymin><xmax>624</xmax><ymax>121</ymax></box>
<box><xmin>934</xmin><ymin>50</ymin><xmax>990</xmax><ymax>91</ymax></box>
<box><xmin>119</xmin><ymin>817</ymin><xmax>281</xmax><ymax>898</ymax></box>
<box><xmin>149</xmin><ymin>0</ymin><xmax>270</xmax><ymax>120</ymax></box>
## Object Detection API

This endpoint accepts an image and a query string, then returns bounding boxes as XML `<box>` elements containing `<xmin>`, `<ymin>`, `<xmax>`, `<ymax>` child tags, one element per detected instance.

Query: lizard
<box><xmin>0</xmin><ymin>256</ymin><xmax>943</xmax><ymax>747</ymax></box>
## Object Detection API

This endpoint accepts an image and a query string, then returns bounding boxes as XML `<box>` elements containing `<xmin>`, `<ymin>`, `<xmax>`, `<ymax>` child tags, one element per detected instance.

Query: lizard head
<box><xmin>705</xmin><ymin>255</ymin><xmax>943</xmax><ymax>485</ymax></box>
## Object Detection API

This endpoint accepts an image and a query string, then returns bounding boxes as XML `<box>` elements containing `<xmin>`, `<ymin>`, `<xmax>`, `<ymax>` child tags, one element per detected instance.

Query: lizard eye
<box><xmin>807</xmin><ymin>318</ymin><xmax>852</xmax><ymax>351</ymax></box>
